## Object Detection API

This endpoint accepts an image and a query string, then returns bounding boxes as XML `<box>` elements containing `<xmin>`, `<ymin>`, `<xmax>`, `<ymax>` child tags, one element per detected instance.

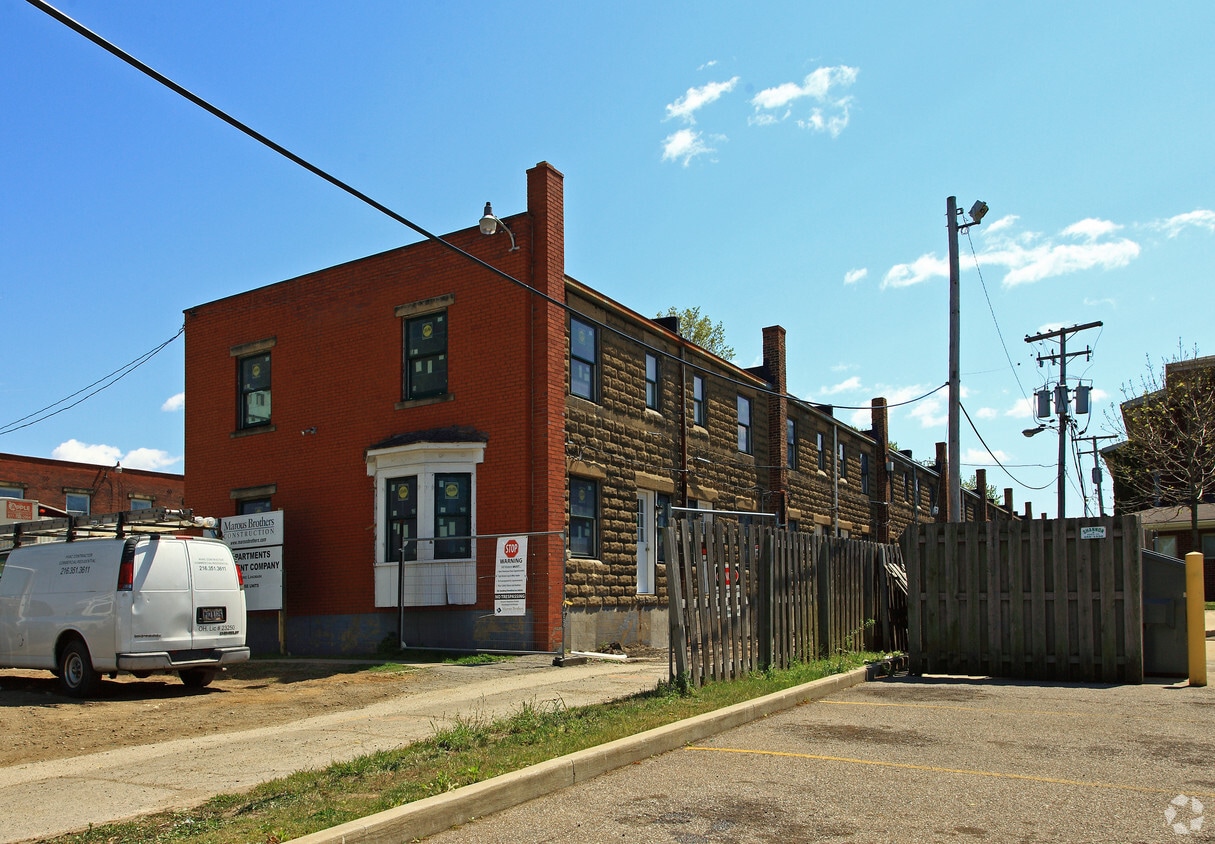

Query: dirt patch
<box><xmin>0</xmin><ymin>660</ymin><xmax>427</xmax><ymax>767</ymax></box>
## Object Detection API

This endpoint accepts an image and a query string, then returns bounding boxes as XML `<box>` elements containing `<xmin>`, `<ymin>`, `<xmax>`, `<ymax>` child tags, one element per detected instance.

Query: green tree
<box><xmin>961</xmin><ymin>473</ymin><xmax>999</xmax><ymax>503</ymax></box>
<box><xmin>1104</xmin><ymin>344</ymin><xmax>1215</xmax><ymax>550</ymax></box>
<box><xmin>657</xmin><ymin>306</ymin><xmax>735</xmax><ymax>360</ymax></box>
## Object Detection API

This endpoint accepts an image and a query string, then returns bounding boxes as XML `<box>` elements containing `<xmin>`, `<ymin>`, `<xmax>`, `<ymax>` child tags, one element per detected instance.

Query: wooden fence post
<box><xmin>757</xmin><ymin>529</ymin><xmax>773</xmax><ymax>671</ymax></box>
<box><xmin>816</xmin><ymin>538</ymin><xmax>832</xmax><ymax>658</ymax></box>
<box><xmin>664</xmin><ymin>522</ymin><xmax>686</xmax><ymax>683</ymax></box>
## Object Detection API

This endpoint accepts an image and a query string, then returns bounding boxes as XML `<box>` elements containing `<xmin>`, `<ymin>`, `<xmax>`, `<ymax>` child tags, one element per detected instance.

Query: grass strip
<box><xmin>45</xmin><ymin>652</ymin><xmax>878</xmax><ymax>844</ymax></box>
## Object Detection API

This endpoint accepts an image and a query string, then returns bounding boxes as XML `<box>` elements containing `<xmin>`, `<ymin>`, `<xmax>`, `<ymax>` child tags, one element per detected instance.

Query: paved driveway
<box><xmin>428</xmin><ymin>664</ymin><xmax>1215</xmax><ymax>843</ymax></box>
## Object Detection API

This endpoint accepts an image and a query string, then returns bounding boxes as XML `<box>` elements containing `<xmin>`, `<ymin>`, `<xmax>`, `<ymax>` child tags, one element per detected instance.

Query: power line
<box><xmin>0</xmin><ymin>327</ymin><xmax>184</xmax><ymax>436</ymax></box>
<box><xmin>26</xmin><ymin>0</ymin><xmax>948</xmax><ymax>442</ymax></box>
<box><xmin>960</xmin><ymin>402</ymin><xmax>1054</xmax><ymax>491</ymax></box>
<box><xmin>964</xmin><ymin>226</ymin><xmax>1031</xmax><ymax>406</ymax></box>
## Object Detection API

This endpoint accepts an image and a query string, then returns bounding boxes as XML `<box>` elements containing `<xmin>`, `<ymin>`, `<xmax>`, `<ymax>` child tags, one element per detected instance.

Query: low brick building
<box><xmin>184</xmin><ymin>161</ymin><xmax>1011</xmax><ymax>656</ymax></box>
<box><xmin>0</xmin><ymin>452</ymin><xmax>184</xmax><ymax>520</ymax></box>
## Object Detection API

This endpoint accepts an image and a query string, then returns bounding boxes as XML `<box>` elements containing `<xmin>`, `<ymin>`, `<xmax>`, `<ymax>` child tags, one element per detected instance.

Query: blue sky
<box><xmin>2</xmin><ymin>2</ymin><xmax>1212</xmax><ymax>518</ymax></box>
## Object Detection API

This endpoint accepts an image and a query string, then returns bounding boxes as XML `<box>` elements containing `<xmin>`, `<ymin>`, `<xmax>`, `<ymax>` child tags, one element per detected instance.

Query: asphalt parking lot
<box><xmin>427</xmin><ymin>665</ymin><xmax>1215</xmax><ymax>843</ymax></box>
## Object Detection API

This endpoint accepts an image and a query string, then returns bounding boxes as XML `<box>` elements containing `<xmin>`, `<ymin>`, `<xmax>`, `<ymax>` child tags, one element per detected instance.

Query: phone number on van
<box><xmin>58</xmin><ymin>565</ymin><xmax>91</xmax><ymax>575</ymax></box>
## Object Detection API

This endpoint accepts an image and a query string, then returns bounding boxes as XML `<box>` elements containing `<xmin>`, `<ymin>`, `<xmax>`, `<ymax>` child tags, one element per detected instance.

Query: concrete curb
<box><xmin>290</xmin><ymin>665</ymin><xmax>871</xmax><ymax>844</ymax></box>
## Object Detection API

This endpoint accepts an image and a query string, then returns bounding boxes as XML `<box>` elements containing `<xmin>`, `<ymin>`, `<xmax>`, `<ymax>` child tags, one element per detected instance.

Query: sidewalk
<box><xmin>0</xmin><ymin>655</ymin><xmax>670</xmax><ymax>843</ymax></box>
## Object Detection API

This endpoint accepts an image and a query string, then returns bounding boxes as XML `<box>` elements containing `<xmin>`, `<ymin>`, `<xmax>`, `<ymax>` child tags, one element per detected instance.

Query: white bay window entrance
<box><xmin>367</xmin><ymin>438</ymin><xmax>485</xmax><ymax>607</ymax></box>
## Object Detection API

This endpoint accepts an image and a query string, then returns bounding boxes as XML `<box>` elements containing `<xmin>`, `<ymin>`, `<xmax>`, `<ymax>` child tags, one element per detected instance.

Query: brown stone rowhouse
<box><xmin>184</xmin><ymin>162</ymin><xmax>1013</xmax><ymax>656</ymax></box>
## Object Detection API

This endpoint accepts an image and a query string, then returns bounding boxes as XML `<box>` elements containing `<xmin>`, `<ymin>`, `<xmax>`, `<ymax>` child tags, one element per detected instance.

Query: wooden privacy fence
<box><xmin>901</xmin><ymin>516</ymin><xmax>1144</xmax><ymax>683</ymax></box>
<box><xmin>663</xmin><ymin>520</ymin><xmax>908</xmax><ymax>687</ymax></box>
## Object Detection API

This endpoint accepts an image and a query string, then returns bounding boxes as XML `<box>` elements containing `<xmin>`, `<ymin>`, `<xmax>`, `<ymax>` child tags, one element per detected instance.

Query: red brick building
<box><xmin>184</xmin><ymin>162</ymin><xmax>1014</xmax><ymax>656</ymax></box>
<box><xmin>0</xmin><ymin>452</ymin><xmax>184</xmax><ymax>520</ymax></box>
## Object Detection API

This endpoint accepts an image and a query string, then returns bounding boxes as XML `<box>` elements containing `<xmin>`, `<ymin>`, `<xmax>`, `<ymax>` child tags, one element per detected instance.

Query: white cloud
<box><xmin>697</xmin><ymin>60</ymin><xmax>719</xmax><ymax>71</ymax></box>
<box><xmin>750</xmin><ymin>65</ymin><xmax>858</xmax><ymax>135</ymax></box>
<box><xmin>985</xmin><ymin>217</ymin><xmax>1140</xmax><ymax>287</ymax></box>
<box><xmin>983</xmin><ymin>215</ymin><xmax>1019</xmax><ymax>235</ymax></box>
<box><xmin>662</xmin><ymin>129</ymin><xmax>716</xmax><ymax>166</ymax></box>
<box><xmin>998</xmin><ymin>238</ymin><xmax>1141</xmax><ymax>286</ymax></box>
<box><xmin>1004</xmin><ymin>397</ymin><xmax>1036</xmax><ymax>419</ymax></box>
<box><xmin>882</xmin><ymin>216</ymin><xmax>1141</xmax><ymax>289</ymax></box>
<box><xmin>964</xmin><ymin>446</ymin><xmax>1008</xmax><ymax>465</ymax></box>
<box><xmin>877</xmin><ymin>383</ymin><xmax>932</xmax><ymax>406</ymax></box>
<box><xmin>844</xmin><ymin>267</ymin><xmax>868</xmax><ymax>285</ymax></box>
<box><xmin>122</xmin><ymin>448</ymin><xmax>180</xmax><ymax>471</ymax></box>
<box><xmin>751</xmin><ymin>81</ymin><xmax>806</xmax><ymax>110</ymax></box>
<box><xmin>908</xmin><ymin>397</ymin><xmax>946</xmax><ymax>428</ymax></box>
<box><xmin>1062</xmin><ymin>218</ymin><xmax>1121</xmax><ymax>240</ymax></box>
<box><xmin>665</xmin><ymin>77</ymin><xmax>739</xmax><ymax>123</ymax></box>
<box><xmin>747</xmin><ymin>112</ymin><xmax>780</xmax><ymax>127</ymax></box>
<box><xmin>848</xmin><ymin>408</ymin><xmax>871</xmax><ymax>428</ymax></box>
<box><xmin>798</xmin><ymin>100</ymin><xmax>854</xmax><ymax>137</ymax></box>
<box><xmin>53</xmin><ymin>439</ymin><xmax>121</xmax><ymax>466</ymax></box>
<box><xmin>1083</xmin><ymin>296</ymin><xmax>1117</xmax><ymax>307</ymax></box>
<box><xmin>1153</xmin><ymin>209</ymin><xmax>1215</xmax><ymax>238</ymax></box>
<box><xmin>51</xmin><ymin>439</ymin><xmax>181</xmax><ymax>471</ymax></box>
<box><xmin>819</xmin><ymin>376</ymin><xmax>862</xmax><ymax>395</ymax></box>
<box><xmin>161</xmin><ymin>392</ymin><xmax>185</xmax><ymax>412</ymax></box>
<box><xmin>882</xmin><ymin>253</ymin><xmax>948</xmax><ymax>289</ymax></box>
<box><xmin>975</xmin><ymin>407</ymin><xmax>998</xmax><ymax>420</ymax></box>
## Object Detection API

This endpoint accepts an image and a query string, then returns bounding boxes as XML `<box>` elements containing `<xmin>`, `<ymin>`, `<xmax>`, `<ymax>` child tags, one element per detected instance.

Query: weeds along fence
<box><xmin>663</xmin><ymin>520</ymin><xmax>907</xmax><ymax>687</ymax></box>
<box><xmin>901</xmin><ymin>516</ymin><xmax>1144</xmax><ymax>683</ymax></box>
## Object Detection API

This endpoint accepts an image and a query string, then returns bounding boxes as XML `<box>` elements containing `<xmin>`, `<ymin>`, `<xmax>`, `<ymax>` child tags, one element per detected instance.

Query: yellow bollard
<box><xmin>1186</xmin><ymin>551</ymin><xmax>1207</xmax><ymax>687</ymax></box>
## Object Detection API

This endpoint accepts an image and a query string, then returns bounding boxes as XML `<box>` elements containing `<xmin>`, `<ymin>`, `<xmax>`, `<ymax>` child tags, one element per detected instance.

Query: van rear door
<box><xmin>185</xmin><ymin>539</ymin><xmax>246</xmax><ymax>649</ymax></box>
<box><xmin>125</xmin><ymin>540</ymin><xmax>192</xmax><ymax>654</ymax></box>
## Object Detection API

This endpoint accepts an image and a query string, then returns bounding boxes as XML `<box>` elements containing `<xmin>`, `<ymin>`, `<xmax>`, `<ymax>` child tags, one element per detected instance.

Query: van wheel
<box><xmin>59</xmin><ymin>640</ymin><xmax>101</xmax><ymax>698</ymax></box>
<box><xmin>179</xmin><ymin>669</ymin><xmax>216</xmax><ymax>689</ymax></box>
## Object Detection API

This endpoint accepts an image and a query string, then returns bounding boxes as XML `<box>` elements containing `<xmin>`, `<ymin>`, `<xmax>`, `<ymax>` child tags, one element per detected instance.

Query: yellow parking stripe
<box><xmin>816</xmin><ymin>699</ymin><xmax>1099</xmax><ymax>718</ymax></box>
<box><xmin>685</xmin><ymin>746</ymin><xmax>1215</xmax><ymax>799</ymax></box>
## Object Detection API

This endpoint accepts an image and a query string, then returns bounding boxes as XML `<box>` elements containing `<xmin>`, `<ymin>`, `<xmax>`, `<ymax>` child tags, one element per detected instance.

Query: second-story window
<box><xmin>787</xmin><ymin>418</ymin><xmax>797</xmax><ymax>469</ymax></box>
<box><xmin>693</xmin><ymin>375</ymin><xmax>706</xmax><ymax>427</ymax></box>
<box><xmin>737</xmin><ymin>395</ymin><xmax>752</xmax><ymax>454</ymax></box>
<box><xmin>817</xmin><ymin>432</ymin><xmax>826</xmax><ymax>470</ymax></box>
<box><xmin>239</xmin><ymin>352</ymin><xmax>272</xmax><ymax>429</ymax></box>
<box><xmin>570</xmin><ymin>317</ymin><xmax>597</xmax><ymax>401</ymax></box>
<box><xmin>860</xmin><ymin>452</ymin><xmax>870</xmax><ymax>494</ymax></box>
<box><xmin>838</xmin><ymin>442</ymin><xmax>847</xmax><ymax>478</ymax></box>
<box><xmin>404</xmin><ymin>311</ymin><xmax>448</xmax><ymax>400</ymax></box>
<box><xmin>645</xmin><ymin>353</ymin><xmax>660</xmax><ymax>411</ymax></box>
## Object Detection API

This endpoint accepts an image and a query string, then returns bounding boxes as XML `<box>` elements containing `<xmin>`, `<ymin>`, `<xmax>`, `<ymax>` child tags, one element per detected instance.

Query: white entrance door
<box><xmin>636</xmin><ymin>490</ymin><xmax>655</xmax><ymax>594</ymax></box>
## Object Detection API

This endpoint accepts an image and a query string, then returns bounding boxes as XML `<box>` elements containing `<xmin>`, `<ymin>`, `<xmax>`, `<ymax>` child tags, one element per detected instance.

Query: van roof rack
<box><xmin>0</xmin><ymin>508</ymin><xmax>215</xmax><ymax>552</ymax></box>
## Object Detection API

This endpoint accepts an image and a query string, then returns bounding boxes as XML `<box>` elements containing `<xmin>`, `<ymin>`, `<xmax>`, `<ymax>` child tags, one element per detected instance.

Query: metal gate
<box><xmin>1142</xmin><ymin>549</ymin><xmax>1188</xmax><ymax>677</ymax></box>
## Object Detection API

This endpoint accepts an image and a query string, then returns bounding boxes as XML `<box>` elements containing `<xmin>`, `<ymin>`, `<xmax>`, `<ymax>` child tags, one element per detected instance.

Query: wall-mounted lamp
<box><xmin>478</xmin><ymin>202</ymin><xmax>518</xmax><ymax>251</ymax></box>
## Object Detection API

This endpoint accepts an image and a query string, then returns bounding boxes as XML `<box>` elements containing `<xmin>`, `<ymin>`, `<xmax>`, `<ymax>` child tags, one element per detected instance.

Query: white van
<box><xmin>0</xmin><ymin>534</ymin><xmax>249</xmax><ymax>696</ymax></box>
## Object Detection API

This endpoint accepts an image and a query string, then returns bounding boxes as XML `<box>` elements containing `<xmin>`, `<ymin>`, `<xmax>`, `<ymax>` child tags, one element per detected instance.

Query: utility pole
<box><xmin>1075</xmin><ymin>434</ymin><xmax>1117</xmax><ymax>516</ymax></box>
<box><xmin>946</xmin><ymin>196</ymin><xmax>988</xmax><ymax>522</ymax></box>
<box><xmin>1024</xmin><ymin>321</ymin><xmax>1102</xmax><ymax>518</ymax></box>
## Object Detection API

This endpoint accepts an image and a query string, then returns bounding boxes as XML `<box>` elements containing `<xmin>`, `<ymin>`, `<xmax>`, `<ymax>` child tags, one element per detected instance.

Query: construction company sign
<box><xmin>222</xmin><ymin>511</ymin><xmax>284</xmax><ymax>612</ymax></box>
<box><xmin>494</xmin><ymin>536</ymin><xmax>528</xmax><ymax>617</ymax></box>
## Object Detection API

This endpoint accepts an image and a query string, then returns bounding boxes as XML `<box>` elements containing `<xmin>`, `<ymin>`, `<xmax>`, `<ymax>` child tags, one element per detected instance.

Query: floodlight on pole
<box><xmin>946</xmin><ymin>196</ymin><xmax>989</xmax><ymax>522</ymax></box>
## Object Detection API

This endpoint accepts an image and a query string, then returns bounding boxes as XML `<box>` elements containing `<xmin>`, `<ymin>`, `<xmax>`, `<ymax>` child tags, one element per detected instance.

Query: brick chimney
<box><xmin>525</xmin><ymin>161</ymin><xmax>566</xmax><ymax>652</ymax></box>
<box><xmin>935</xmin><ymin>441</ymin><xmax>949</xmax><ymax>523</ymax></box>
<box><xmin>762</xmin><ymin>325</ymin><xmax>788</xmax><ymax>524</ymax></box>
<box><xmin>871</xmin><ymin>397</ymin><xmax>891</xmax><ymax>541</ymax></box>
